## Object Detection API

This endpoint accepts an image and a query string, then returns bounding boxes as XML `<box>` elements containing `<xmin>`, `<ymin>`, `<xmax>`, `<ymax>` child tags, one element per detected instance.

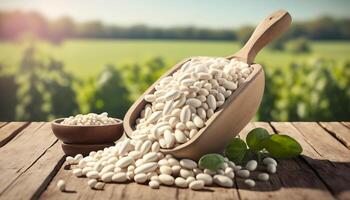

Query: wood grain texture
<box><xmin>271</xmin><ymin>122</ymin><xmax>350</xmax><ymax>200</ymax></box>
<box><xmin>0</xmin><ymin>122</ymin><xmax>29</xmax><ymax>147</ymax></box>
<box><xmin>0</xmin><ymin>122</ymin><xmax>58</xmax><ymax>195</ymax></box>
<box><xmin>341</xmin><ymin>122</ymin><xmax>350</xmax><ymax>129</ymax></box>
<box><xmin>1</xmin><ymin>122</ymin><xmax>349</xmax><ymax>200</ymax></box>
<box><xmin>0</xmin><ymin>122</ymin><xmax>7</xmax><ymax>128</ymax></box>
<box><xmin>319</xmin><ymin>122</ymin><xmax>350</xmax><ymax>149</ymax></box>
<box><xmin>235</xmin><ymin>122</ymin><xmax>333</xmax><ymax>200</ymax></box>
<box><xmin>0</xmin><ymin>142</ymin><xmax>64</xmax><ymax>200</ymax></box>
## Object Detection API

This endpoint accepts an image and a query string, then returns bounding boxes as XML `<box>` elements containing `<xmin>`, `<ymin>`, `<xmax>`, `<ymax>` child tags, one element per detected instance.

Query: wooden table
<box><xmin>0</xmin><ymin>122</ymin><xmax>349</xmax><ymax>200</ymax></box>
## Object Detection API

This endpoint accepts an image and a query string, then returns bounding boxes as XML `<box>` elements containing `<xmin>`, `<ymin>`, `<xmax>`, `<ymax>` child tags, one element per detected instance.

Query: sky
<box><xmin>0</xmin><ymin>0</ymin><xmax>349</xmax><ymax>28</ymax></box>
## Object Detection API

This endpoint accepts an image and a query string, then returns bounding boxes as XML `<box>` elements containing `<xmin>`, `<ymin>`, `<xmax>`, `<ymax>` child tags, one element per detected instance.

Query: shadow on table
<box><xmin>237</xmin><ymin>155</ymin><xmax>350</xmax><ymax>196</ymax></box>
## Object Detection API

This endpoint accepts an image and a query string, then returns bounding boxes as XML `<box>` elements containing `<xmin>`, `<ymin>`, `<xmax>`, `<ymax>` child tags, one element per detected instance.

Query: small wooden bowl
<box><xmin>61</xmin><ymin>142</ymin><xmax>115</xmax><ymax>156</ymax></box>
<box><xmin>51</xmin><ymin>118</ymin><xmax>124</xmax><ymax>144</ymax></box>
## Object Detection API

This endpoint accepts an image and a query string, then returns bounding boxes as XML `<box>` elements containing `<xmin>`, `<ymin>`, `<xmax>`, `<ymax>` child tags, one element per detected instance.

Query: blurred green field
<box><xmin>0</xmin><ymin>39</ymin><xmax>349</xmax><ymax>77</ymax></box>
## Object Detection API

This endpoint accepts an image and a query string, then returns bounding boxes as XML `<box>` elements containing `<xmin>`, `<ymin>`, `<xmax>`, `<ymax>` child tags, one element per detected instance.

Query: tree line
<box><xmin>0</xmin><ymin>10</ymin><xmax>349</xmax><ymax>43</ymax></box>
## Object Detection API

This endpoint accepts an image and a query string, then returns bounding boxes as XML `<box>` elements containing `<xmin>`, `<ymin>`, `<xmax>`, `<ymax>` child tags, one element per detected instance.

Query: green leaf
<box><xmin>198</xmin><ymin>154</ymin><xmax>225</xmax><ymax>171</ymax></box>
<box><xmin>246</xmin><ymin>128</ymin><xmax>270</xmax><ymax>151</ymax></box>
<box><xmin>265</xmin><ymin>134</ymin><xmax>303</xmax><ymax>158</ymax></box>
<box><xmin>224</xmin><ymin>138</ymin><xmax>247</xmax><ymax>164</ymax></box>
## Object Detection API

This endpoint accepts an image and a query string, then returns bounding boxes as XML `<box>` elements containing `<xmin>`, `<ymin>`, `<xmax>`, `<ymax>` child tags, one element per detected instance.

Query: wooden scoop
<box><xmin>124</xmin><ymin>10</ymin><xmax>292</xmax><ymax>160</ymax></box>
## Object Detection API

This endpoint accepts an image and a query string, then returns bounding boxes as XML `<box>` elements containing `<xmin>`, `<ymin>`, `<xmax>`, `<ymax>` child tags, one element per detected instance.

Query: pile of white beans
<box><xmin>58</xmin><ymin>57</ymin><xmax>278</xmax><ymax>191</ymax></box>
<box><xmin>60</xmin><ymin>152</ymin><xmax>277</xmax><ymax>191</ymax></box>
<box><xmin>61</xmin><ymin>112</ymin><xmax>116</xmax><ymax>126</ymax></box>
<box><xmin>132</xmin><ymin>57</ymin><xmax>253</xmax><ymax>148</ymax></box>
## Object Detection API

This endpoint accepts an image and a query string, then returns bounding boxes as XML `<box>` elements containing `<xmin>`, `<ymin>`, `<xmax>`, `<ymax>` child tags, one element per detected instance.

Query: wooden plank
<box><xmin>292</xmin><ymin>122</ymin><xmax>350</xmax><ymax>162</ymax></box>
<box><xmin>234</xmin><ymin>122</ymin><xmax>333</xmax><ymax>200</ymax></box>
<box><xmin>341</xmin><ymin>122</ymin><xmax>350</xmax><ymax>129</ymax></box>
<box><xmin>271</xmin><ymin>122</ymin><xmax>350</xmax><ymax>200</ymax></box>
<box><xmin>0</xmin><ymin>122</ymin><xmax>7</xmax><ymax>128</ymax></box>
<box><xmin>0</xmin><ymin>122</ymin><xmax>29</xmax><ymax>147</ymax></box>
<box><xmin>319</xmin><ymin>122</ymin><xmax>350</xmax><ymax>149</ymax></box>
<box><xmin>117</xmin><ymin>183</ymin><xmax>179</xmax><ymax>200</ymax></box>
<box><xmin>178</xmin><ymin>186</ymin><xmax>239</xmax><ymax>200</ymax></box>
<box><xmin>0</xmin><ymin>141</ymin><xmax>64</xmax><ymax>200</ymax></box>
<box><xmin>0</xmin><ymin>122</ymin><xmax>59</xmax><ymax>196</ymax></box>
<box><xmin>41</xmin><ymin>166</ymin><xmax>130</xmax><ymax>200</ymax></box>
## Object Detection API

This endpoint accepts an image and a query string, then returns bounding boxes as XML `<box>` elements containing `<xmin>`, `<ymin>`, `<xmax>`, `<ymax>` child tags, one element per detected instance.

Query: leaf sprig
<box><xmin>198</xmin><ymin>127</ymin><xmax>303</xmax><ymax>170</ymax></box>
<box><xmin>225</xmin><ymin>128</ymin><xmax>303</xmax><ymax>164</ymax></box>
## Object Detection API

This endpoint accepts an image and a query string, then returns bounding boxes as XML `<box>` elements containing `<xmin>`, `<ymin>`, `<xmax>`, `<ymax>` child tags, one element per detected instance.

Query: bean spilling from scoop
<box><xmin>133</xmin><ymin>57</ymin><xmax>252</xmax><ymax>148</ymax></box>
<box><xmin>59</xmin><ymin>57</ymin><xmax>278</xmax><ymax>191</ymax></box>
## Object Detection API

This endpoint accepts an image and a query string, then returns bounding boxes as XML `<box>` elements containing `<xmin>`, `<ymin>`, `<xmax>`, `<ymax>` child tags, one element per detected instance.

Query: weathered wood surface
<box><xmin>0</xmin><ymin>122</ymin><xmax>29</xmax><ymax>147</ymax></box>
<box><xmin>0</xmin><ymin>122</ymin><xmax>349</xmax><ymax>200</ymax></box>
<box><xmin>271</xmin><ymin>122</ymin><xmax>350</xmax><ymax>200</ymax></box>
<box><xmin>319</xmin><ymin>122</ymin><xmax>350</xmax><ymax>149</ymax></box>
<box><xmin>0</xmin><ymin>122</ymin><xmax>7</xmax><ymax>128</ymax></box>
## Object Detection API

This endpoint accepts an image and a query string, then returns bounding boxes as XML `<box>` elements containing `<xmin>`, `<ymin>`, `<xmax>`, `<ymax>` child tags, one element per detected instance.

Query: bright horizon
<box><xmin>0</xmin><ymin>0</ymin><xmax>349</xmax><ymax>28</ymax></box>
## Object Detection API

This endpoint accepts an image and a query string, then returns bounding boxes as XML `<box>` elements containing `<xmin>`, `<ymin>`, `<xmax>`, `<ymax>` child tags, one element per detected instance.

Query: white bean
<box><xmin>162</xmin><ymin>100</ymin><xmax>174</xmax><ymax>116</ymax></box>
<box><xmin>149</xmin><ymin>180</ymin><xmax>160</xmax><ymax>189</ymax></box>
<box><xmin>140</xmin><ymin>140</ymin><xmax>152</xmax><ymax>154</ymax></box>
<box><xmin>57</xmin><ymin>180</ymin><xmax>66</xmax><ymax>192</ymax></box>
<box><xmin>158</xmin><ymin>174</ymin><xmax>175</xmax><ymax>186</ymax></box>
<box><xmin>186</xmin><ymin>98</ymin><xmax>202</xmax><ymax>108</ymax></box>
<box><xmin>160</xmin><ymin>166</ymin><xmax>172</xmax><ymax>175</ymax></box>
<box><xmin>101</xmin><ymin>172</ymin><xmax>114</xmax><ymax>183</ymax></box>
<box><xmin>244</xmin><ymin>179</ymin><xmax>256</xmax><ymax>187</ymax></box>
<box><xmin>196</xmin><ymin>173</ymin><xmax>213</xmax><ymax>185</ymax></box>
<box><xmin>174</xmin><ymin>130</ymin><xmax>187</xmax><ymax>143</ymax></box>
<box><xmin>147</xmin><ymin>111</ymin><xmax>162</xmax><ymax>123</ymax></box>
<box><xmin>171</xmin><ymin>165</ymin><xmax>181</xmax><ymax>176</ymax></box>
<box><xmin>267</xmin><ymin>164</ymin><xmax>277</xmax><ymax>174</ymax></box>
<box><xmin>135</xmin><ymin>162</ymin><xmax>159</xmax><ymax>174</ymax></box>
<box><xmin>115</xmin><ymin>156</ymin><xmax>133</xmax><ymax>168</ymax></box>
<box><xmin>257</xmin><ymin>173</ymin><xmax>270</xmax><ymax>181</ymax></box>
<box><xmin>86</xmin><ymin>171</ymin><xmax>99</xmax><ymax>179</ymax></box>
<box><xmin>88</xmin><ymin>179</ymin><xmax>97</xmax><ymax>188</ymax></box>
<box><xmin>180</xmin><ymin>106</ymin><xmax>191</xmax><ymax>123</ymax></box>
<box><xmin>112</xmin><ymin>172</ymin><xmax>128</xmax><ymax>182</ymax></box>
<box><xmin>180</xmin><ymin>159</ymin><xmax>197</xmax><ymax>169</ymax></box>
<box><xmin>237</xmin><ymin>169</ymin><xmax>250</xmax><ymax>178</ymax></box>
<box><xmin>143</xmin><ymin>152</ymin><xmax>158</xmax><ymax>163</ymax></box>
<box><xmin>263</xmin><ymin>157</ymin><xmax>278</xmax><ymax>166</ymax></box>
<box><xmin>207</xmin><ymin>95</ymin><xmax>217</xmax><ymax>110</ymax></box>
<box><xmin>245</xmin><ymin>160</ymin><xmax>258</xmax><ymax>171</ymax></box>
<box><xmin>134</xmin><ymin>173</ymin><xmax>148</xmax><ymax>183</ymax></box>
<box><xmin>193</xmin><ymin>116</ymin><xmax>204</xmax><ymax>128</ymax></box>
<box><xmin>94</xmin><ymin>182</ymin><xmax>105</xmax><ymax>190</ymax></box>
<box><xmin>164</xmin><ymin>130</ymin><xmax>175</xmax><ymax>148</ymax></box>
<box><xmin>175</xmin><ymin>177</ymin><xmax>188</xmax><ymax>188</ymax></box>
<box><xmin>213</xmin><ymin>175</ymin><xmax>233</xmax><ymax>187</ymax></box>
<box><xmin>180</xmin><ymin>169</ymin><xmax>195</xmax><ymax>178</ymax></box>
<box><xmin>189</xmin><ymin>180</ymin><xmax>205</xmax><ymax>190</ymax></box>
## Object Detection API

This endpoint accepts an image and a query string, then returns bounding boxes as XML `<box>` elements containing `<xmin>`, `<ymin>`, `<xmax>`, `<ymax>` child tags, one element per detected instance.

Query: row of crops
<box><xmin>0</xmin><ymin>46</ymin><xmax>349</xmax><ymax>121</ymax></box>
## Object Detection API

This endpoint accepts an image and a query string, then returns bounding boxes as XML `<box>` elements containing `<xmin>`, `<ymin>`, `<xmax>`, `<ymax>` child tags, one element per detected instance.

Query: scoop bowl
<box><xmin>124</xmin><ymin>10</ymin><xmax>291</xmax><ymax>160</ymax></box>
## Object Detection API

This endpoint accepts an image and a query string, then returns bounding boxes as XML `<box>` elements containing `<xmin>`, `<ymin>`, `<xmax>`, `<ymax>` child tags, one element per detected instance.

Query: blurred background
<box><xmin>0</xmin><ymin>0</ymin><xmax>349</xmax><ymax>121</ymax></box>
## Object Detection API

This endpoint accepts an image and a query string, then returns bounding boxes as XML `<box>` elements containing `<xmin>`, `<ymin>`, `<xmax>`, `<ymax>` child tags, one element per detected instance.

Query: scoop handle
<box><xmin>232</xmin><ymin>10</ymin><xmax>292</xmax><ymax>64</ymax></box>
